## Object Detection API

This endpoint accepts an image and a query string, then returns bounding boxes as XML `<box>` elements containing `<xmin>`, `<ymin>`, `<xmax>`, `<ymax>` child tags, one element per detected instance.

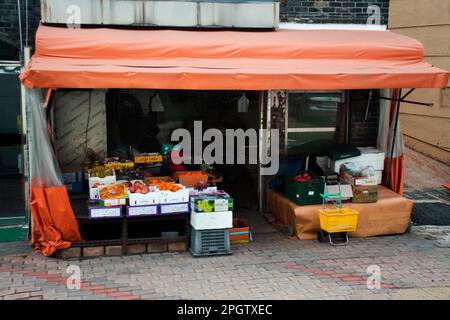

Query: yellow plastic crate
<box><xmin>319</xmin><ymin>208</ymin><xmax>359</xmax><ymax>233</ymax></box>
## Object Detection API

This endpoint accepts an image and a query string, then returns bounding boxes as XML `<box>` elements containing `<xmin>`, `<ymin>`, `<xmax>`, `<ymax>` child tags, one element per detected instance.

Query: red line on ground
<box><xmin>0</xmin><ymin>266</ymin><xmax>143</xmax><ymax>300</ymax></box>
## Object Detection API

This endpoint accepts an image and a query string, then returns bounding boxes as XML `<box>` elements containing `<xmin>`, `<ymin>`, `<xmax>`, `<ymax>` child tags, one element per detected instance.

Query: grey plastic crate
<box><xmin>190</xmin><ymin>227</ymin><xmax>232</xmax><ymax>257</ymax></box>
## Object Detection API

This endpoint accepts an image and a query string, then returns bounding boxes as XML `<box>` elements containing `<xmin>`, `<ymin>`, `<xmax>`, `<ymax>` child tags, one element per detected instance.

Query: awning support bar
<box><xmin>379</xmin><ymin>88</ymin><xmax>433</xmax><ymax>107</ymax></box>
<box><xmin>400</xmin><ymin>88</ymin><xmax>415</xmax><ymax>100</ymax></box>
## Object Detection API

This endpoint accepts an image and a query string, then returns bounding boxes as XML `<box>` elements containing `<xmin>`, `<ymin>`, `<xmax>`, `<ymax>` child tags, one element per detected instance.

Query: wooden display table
<box><xmin>267</xmin><ymin>185</ymin><xmax>413</xmax><ymax>240</ymax></box>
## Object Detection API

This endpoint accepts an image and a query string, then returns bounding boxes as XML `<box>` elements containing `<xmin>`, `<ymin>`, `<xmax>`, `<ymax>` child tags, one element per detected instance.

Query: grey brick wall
<box><xmin>348</xmin><ymin>90</ymin><xmax>380</xmax><ymax>147</ymax></box>
<box><xmin>280</xmin><ymin>0</ymin><xmax>389</xmax><ymax>24</ymax></box>
<box><xmin>0</xmin><ymin>0</ymin><xmax>40</xmax><ymax>59</ymax></box>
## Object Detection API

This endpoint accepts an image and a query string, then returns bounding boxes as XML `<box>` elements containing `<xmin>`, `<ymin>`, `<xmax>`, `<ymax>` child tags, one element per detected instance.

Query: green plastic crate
<box><xmin>284</xmin><ymin>171</ymin><xmax>324</xmax><ymax>206</ymax></box>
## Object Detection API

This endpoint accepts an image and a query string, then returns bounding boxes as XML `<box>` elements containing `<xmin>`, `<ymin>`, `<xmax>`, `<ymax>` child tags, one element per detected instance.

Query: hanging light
<box><xmin>151</xmin><ymin>92</ymin><xmax>165</xmax><ymax>112</ymax></box>
<box><xmin>238</xmin><ymin>92</ymin><xmax>249</xmax><ymax>113</ymax></box>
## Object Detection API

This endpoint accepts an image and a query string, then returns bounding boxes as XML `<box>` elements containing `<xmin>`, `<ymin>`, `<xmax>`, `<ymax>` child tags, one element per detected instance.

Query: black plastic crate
<box><xmin>190</xmin><ymin>227</ymin><xmax>231</xmax><ymax>257</ymax></box>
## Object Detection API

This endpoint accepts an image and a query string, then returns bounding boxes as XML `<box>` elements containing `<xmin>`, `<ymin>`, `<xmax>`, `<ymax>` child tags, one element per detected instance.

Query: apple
<box><xmin>141</xmin><ymin>186</ymin><xmax>149</xmax><ymax>194</ymax></box>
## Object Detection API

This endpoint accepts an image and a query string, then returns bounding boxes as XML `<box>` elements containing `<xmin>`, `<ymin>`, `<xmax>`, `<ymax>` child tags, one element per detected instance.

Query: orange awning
<box><xmin>20</xmin><ymin>25</ymin><xmax>449</xmax><ymax>90</ymax></box>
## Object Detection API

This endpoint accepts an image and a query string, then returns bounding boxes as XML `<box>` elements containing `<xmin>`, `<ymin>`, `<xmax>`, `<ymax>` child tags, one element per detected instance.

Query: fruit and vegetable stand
<box><xmin>18</xmin><ymin>25</ymin><xmax>449</xmax><ymax>257</ymax></box>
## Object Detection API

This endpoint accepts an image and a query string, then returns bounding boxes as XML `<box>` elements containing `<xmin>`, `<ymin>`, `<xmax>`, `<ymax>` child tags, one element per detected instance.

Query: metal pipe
<box><xmin>17</xmin><ymin>0</ymin><xmax>24</xmax><ymax>59</ymax></box>
<box><xmin>388</xmin><ymin>89</ymin><xmax>402</xmax><ymax>189</ymax></box>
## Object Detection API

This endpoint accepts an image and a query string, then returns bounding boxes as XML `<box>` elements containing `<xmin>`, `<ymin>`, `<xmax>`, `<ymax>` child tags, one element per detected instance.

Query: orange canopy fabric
<box><xmin>21</xmin><ymin>25</ymin><xmax>449</xmax><ymax>90</ymax></box>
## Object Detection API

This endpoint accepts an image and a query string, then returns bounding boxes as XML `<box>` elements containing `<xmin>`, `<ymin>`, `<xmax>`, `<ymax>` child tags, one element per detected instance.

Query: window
<box><xmin>286</xmin><ymin>91</ymin><xmax>345</xmax><ymax>155</ymax></box>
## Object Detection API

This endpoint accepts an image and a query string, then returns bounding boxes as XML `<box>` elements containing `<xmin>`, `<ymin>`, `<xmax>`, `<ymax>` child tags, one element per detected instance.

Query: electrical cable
<box><xmin>85</xmin><ymin>91</ymin><xmax>92</xmax><ymax>149</ymax></box>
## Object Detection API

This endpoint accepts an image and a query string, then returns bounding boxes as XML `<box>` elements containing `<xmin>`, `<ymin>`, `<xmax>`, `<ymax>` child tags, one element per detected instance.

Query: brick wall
<box><xmin>348</xmin><ymin>90</ymin><xmax>380</xmax><ymax>147</ymax></box>
<box><xmin>0</xmin><ymin>0</ymin><xmax>40</xmax><ymax>58</ymax></box>
<box><xmin>280</xmin><ymin>0</ymin><xmax>389</xmax><ymax>24</ymax></box>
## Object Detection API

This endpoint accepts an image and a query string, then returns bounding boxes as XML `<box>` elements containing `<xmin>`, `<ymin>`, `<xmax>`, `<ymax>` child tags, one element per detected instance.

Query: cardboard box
<box><xmin>229</xmin><ymin>218</ymin><xmax>252</xmax><ymax>244</ymax></box>
<box><xmin>159</xmin><ymin>202</ymin><xmax>190</xmax><ymax>214</ymax></box>
<box><xmin>126</xmin><ymin>205</ymin><xmax>158</xmax><ymax>217</ymax></box>
<box><xmin>159</xmin><ymin>186</ymin><xmax>190</xmax><ymax>204</ymax></box>
<box><xmin>134</xmin><ymin>153</ymin><xmax>163</xmax><ymax>164</ymax></box>
<box><xmin>88</xmin><ymin>205</ymin><xmax>123</xmax><ymax>219</ymax></box>
<box><xmin>352</xmin><ymin>185</ymin><xmax>378</xmax><ymax>203</ymax></box>
<box><xmin>187</xmin><ymin>185</ymin><xmax>218</xmax><ymax>197</ymax></box>
<box><xmin>63</xmin><ymin>172</ymin><xmax>84</xmax><ymax>193</ymax></box>
<box><xmin>191</xmin><ymin>210</ymin><xmax>233</xmax><ymax>230</ymax></box>
<box><xmin>173</xmin><ymin>171</ymin><xmax>209</xmax><ymax>187</ymax></box>
<box><xmin>191</xmin><ymin>192</ymin><xmax>234</xmax><ymax>212</ymax></box>
<box><xmin>340</xmin><ymin>171</ymin><xmax>378</xmax><ymax>186</ymax></box>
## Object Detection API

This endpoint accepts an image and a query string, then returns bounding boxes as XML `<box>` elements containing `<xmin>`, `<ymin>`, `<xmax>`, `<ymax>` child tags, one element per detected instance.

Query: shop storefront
<box><xmin>19</xmin><ymin>25</ymin><xmax>449</xmax><ymax>257</ymax></box>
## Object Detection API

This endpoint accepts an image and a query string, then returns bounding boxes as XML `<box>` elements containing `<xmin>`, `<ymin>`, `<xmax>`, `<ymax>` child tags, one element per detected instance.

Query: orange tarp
<box><xmin>30</xmin><ymin>185</ymin><xmax>82</xmax><ymax>256</ymax></box>
<box><xmin>21</xmin><ymin>25</ymin><xmax>449</xmax><ymax>90</ymax></box>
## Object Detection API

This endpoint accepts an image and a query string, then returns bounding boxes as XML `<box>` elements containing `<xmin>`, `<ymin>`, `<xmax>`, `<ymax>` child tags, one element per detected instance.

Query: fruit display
<box><xmin>99</xmin><ymin>183</ymin><xmax>127</xmax><ymax>200</ymax></box>
<box><xmin>174</xmin><ymin>171</ymin><xmax>209</xmax><ymax>187</ymax></box>
<box><xmin>191</xmin><ymin>192</ymin><xmax>234</xmax><ymax>213</ymax></box>
<box><xmin>104</xmin><ymin>160</ymin><xmax>134</xmax><ymax>170</ymax></box>
<box><xmin>127</xmin><ymin>181</ymin><xmax>150</xmax><ymax>194</ymax></box>
<box><xmin>144</xmin><ymin>176</ymin><xmax>175</xmax><ymax>185</ymax></box>
<box><xmin>89</xmin><ymin>166</ymin><xmax>114</xmax><ymax>179</ymax></box>
<box><xmin>293</xmin><ymin>172</ymin><xmax>314</xmax><ymax>182</ymax></box>
<box><xmin>156</xmin><ymin>182</ymin><xmax>182</xmax><ymax>192</ymax></box>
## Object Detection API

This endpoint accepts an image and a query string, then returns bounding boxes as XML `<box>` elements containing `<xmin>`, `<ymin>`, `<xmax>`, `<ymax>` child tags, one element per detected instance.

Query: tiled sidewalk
<box><xmin>1</xmin><ymin>231</ymin><xmax>449</xmax><ymax>300</ymax></box>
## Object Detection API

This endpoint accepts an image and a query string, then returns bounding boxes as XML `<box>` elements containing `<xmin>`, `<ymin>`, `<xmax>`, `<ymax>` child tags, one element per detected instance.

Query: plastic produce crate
<box><xmin>190</xmin><ymin>227</ymin><xmax>231</xmax><ymax>257</ymax></box>
<box><xmin>284</xmin><ymin>171</ymin><xmax>324</xmax><ymax>206</ymax></box>
<box><xmin>319</xmin><ymin>208</ymin><xmax>359</xmax><ymax>233</ymax></box>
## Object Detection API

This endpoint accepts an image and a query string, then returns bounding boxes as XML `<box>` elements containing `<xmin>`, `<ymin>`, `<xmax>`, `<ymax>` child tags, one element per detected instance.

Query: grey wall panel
<box><xmin>54</xmin><ymin>90</ymin><xmax>107</xmax><ymax>172</ymax></box>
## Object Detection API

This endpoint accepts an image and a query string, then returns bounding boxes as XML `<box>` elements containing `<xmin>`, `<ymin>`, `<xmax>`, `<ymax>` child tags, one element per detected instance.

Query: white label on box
<box><xmin>160</xmin><ymin>203</ymin><xmax>189</xmax><ymax>214</ymax></box>
<box><xmin>89</xmin><ymin>188</ymin><xmax>99</xmax><ymax>200</ymax></box>
<box><xmin>308</xmin><ymin>191</ymin><xmax>315</xmax><ymax>196</ymax></box>
<box><xmin>159</xmin><ymin>188</ymin><xmax>190</xmax><ymax>204</ymax></box>
<box><xmin>214</xmin><ymin>199</ymin><xmax>229</xmax><ymax>211</ymax></box>
<box><xmin>102</xmin><ymin>198</ymin><xmax>126</xmax><ymax>206</ymax></box>
<box><xmin>128</xmin><ymin>206</ymin><xmax>158</xmax><ymax>216</ymax></box>
<box><xmin>90</xmin><ymin>207</ymin><xmax>122</xmax><ymax>219</ymax></box>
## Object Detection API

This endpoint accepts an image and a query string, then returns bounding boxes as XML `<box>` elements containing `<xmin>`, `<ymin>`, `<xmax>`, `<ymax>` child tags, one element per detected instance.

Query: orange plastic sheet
<box><xmin>28</xmin><ymin>89</ymin><xmax>81</xmax><ymax>256</ymax></box>
<box><xmin>20</xmin><ymin>25</ymin><xmax>449</xmax><ymax>90</ymax></box>
<box><xmin>30</xmin><ymin>186</ymin><xmax>81</xmax><ymax>256</ymax></box>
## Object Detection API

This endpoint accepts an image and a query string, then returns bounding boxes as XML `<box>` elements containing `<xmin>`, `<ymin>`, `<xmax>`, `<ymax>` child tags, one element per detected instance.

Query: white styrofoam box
<box><xmin>159</xmin><ymin>187</ymin><xmax>190</xmax><ymax>204</ymax></box>
<box><xmin>329</xmin><ymin>147</ymin><xmax>385</xmax><ymax>172</ymax></box>
<box><xmin>127</xmin><ymin>205</ymin><xmax>158</xmax><ymax>217</ymax></box>
<box><xmin>190</xmin><ymin>210</ymin><xmax>233</xmax><ymax>230</ymax></box>
<box><xmin>88</xmin><ymin>171</ymin><xmax>116</xmax><ymax>200</ymax></box>
<box><xmin>128</xmin><ymin>191</ymin><xmax>160</xmax><ymax>206</ymax></box>
<box><xmin>159</xmin><ymin>202</ymin><xmax>190</xmax><ymax>214</ymax></box>
<box><xmin>88</xmin><ymin>171</ymin><xmax>116</xmax><ymax>188</ymax></box>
